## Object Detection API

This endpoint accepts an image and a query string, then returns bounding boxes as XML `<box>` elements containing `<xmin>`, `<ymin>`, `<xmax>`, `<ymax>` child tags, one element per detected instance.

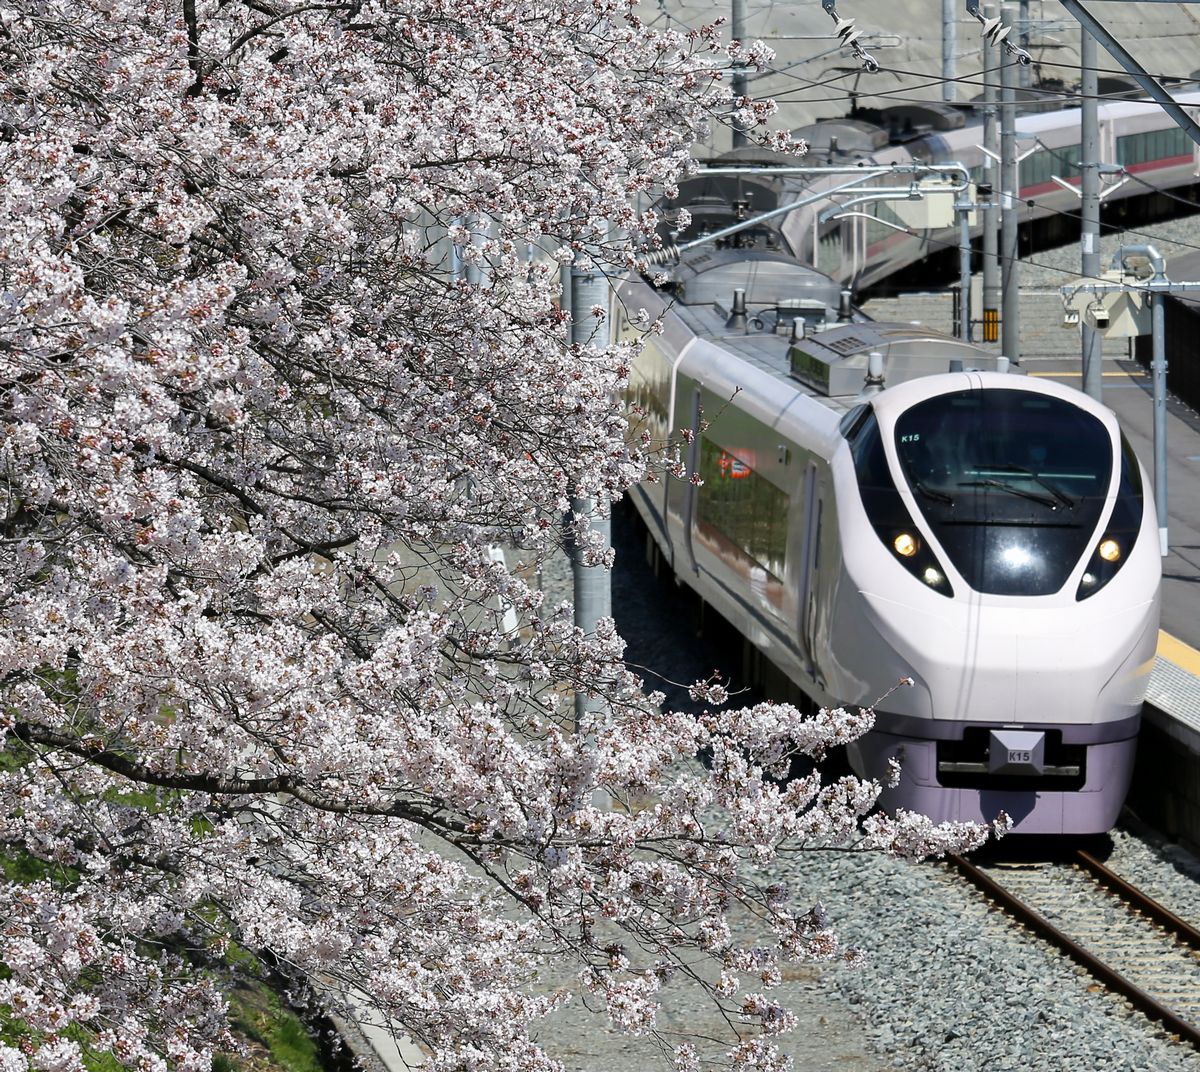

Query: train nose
<box><xmin>853</xmin><ymin>593</ymin><xmax>1157</xmax><ymax>725</ymax></box>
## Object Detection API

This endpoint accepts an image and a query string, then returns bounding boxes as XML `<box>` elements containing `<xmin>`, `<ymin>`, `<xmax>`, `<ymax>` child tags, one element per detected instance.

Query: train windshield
<box><xmin>894</xmin><ymin>388</ymin><xmax>1112</xmax><ymax>595</ymax></box>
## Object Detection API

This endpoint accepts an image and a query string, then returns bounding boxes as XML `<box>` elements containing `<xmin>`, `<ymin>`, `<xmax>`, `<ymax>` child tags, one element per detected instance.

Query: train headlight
<box><xmin>1077</xmin><ymin>531</ymin><xmax>1136</xmax><ymax>601</ymax></box>
<box><xmin>882</xmin><ymin>527</ymin><xmax>951</xmax><ymax>595</ymax></box>
<box><xmin>1076</xmin><ymin>441</ymin><xmax>1144</xmax><ymax>601</ymax></box>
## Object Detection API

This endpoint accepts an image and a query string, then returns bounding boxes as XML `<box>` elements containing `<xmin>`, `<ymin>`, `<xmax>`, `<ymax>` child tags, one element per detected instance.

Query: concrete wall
<box><xmin>1127</xmin><ymin>704</ymin><xmax>1200</xmax><ymax>854</ymax></box>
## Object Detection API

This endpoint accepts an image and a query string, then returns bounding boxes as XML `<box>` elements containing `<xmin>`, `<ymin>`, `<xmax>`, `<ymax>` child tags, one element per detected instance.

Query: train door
<box><xmin>680</xmin><ymin>385</ymin><xmax>702</xmax><ymax>576</ymax></box>
<box><xmin>796</xmin><ymin>460</ymin><xmax>822</xmax><ymax>679</ymax></box>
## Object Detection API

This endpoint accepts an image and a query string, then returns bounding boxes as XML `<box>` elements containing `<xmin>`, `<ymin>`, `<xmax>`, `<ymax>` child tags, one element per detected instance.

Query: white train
<box><xmin>617</xmin><ymin>249</ymin><xmax>1161</xmax><ymax>834</ymax></box>
<box><xmin>672</xmin><ymin>90</ymin><xmax>1200</xmax><ymax>293</ymax></box>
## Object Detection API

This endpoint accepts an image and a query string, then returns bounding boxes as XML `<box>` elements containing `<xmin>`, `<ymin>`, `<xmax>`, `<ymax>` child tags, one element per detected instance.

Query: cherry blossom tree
<box><xmin>0</xmin><ymin>3</ymin><xmax>997</xmax><ymax>1071</ymax></box>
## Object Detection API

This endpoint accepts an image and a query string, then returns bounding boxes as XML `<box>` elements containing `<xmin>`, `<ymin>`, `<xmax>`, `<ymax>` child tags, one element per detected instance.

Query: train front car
<box><xmin>829</xmin><ymin>373</ymin><xmax>1161</xmax><ymax>834</ymax></box>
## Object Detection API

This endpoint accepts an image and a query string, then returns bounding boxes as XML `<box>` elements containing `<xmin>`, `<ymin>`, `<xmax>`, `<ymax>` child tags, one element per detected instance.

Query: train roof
<box><xmin>1011</xmin><ymin>90</ymin><xmax>1200</xmax><ymax>134</ymax></box>
<box><xmin>786</xmin><ymin>323</ymin><xmax>1010</xmax><ymax>398</ymax></box>
<box><xmin>661</xmin><ymin>248</ymin><xmax>840</xmax><ymax>310</ymax></box>
<box><xmin>663</xmin><ymin>284</ymin><xmax>1011</xmax><ymax>408</ymax></box>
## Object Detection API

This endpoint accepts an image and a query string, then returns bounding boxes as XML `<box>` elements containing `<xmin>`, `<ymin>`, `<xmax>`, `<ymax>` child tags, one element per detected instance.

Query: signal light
<box><xmin>1098</xmin><ymin>538</ymin><xmax>1121</xmax><ymax>562</ymax></box>
<box><xmin>893</xmin><ymin>533</ymin><xmax>919</xmax><ymax>558</ymax></box>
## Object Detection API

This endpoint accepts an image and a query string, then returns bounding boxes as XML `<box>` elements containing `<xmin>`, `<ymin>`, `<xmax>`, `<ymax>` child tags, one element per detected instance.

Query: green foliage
<box><xmin>218</xmin><ymin>981</ymin><xmax>328</xmax><ymax>1072</ymax></box>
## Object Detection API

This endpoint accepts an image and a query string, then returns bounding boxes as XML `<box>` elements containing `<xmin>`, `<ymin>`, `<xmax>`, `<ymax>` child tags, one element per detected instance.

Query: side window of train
<box><xmin>838</xmin><ymin>403</ymin><xmax>871</xmax><ymax>443</ymax></box>
<box><xmin>1119</xmin><ymin>433</ymin><xmax>1143</xmax><ymax>499</ymax></box>
<box><xmin>695</xmin><ymin>438</ymin><xmax>790</xmax><ymax>579</ymax></box>
<box><xmin>1109</xmin><ymin>432</ymin><xmax>1144</xmax><ymax>555</ymax></box>
<box><xmin>847</xmin><ymin>408</ymin><xmax>891</xmax><ymax>489</ymax></box>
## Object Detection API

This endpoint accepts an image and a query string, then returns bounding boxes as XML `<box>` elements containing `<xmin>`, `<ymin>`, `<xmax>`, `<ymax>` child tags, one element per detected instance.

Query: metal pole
<box><xmin>943</xmin><ymin>0</ymin><xmax>956</xmax><ymax>102</ymax></box>
<box><xmin>569</xmin><ymin>261</ymin><xmax>613</xmax><ymax>725</ymax></box>
<box><xmin>1018</xmin><ymin>0</ymin><xmax>1031</xmax><ymax>90</ymax></box>
<box><xmin>1152</xmin><ymin>287</ymin><xmax>1169</xmax><ymax>556</ymax></box>
<box><xmin>982</xmin><ymin>1</ymin><xmax>1000</xmax><ymax>343</ymax></box>
<box><xmin>465</xmin><ymin>218</ymin><xmax>486</xmax><ymax>288</ymax></box>
<box><xmin>1000</xmin><ymin>39</ymin><xmax>1020</xmax><ymax>363</ymax></box>
<box><xmin>959</xmin><ymin>202</ymin><xmax>971</xmax><ymax>340</ymax></box>
<box><xmin>731</xmin><ymin>0</ymin><xmax>748</xmax><ymax>148</ymax></box>
<box><xmin>1080</xmin><ymin>31</ymin><xmax>1102</xmax><ymax>400</ymax></box>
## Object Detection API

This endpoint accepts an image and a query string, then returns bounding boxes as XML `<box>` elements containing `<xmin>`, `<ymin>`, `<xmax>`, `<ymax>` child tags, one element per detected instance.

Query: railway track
<box><xmin>948</xmin><ymin>850</ymin><xmax>1200</xmax><ymax>1047</ymax></box>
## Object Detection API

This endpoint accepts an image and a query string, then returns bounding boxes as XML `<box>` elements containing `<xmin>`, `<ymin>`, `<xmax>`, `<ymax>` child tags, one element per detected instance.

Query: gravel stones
<box><xmin>784</xmin><ymin>845</ymin><xmax>1200</xmax><ymax>1071</ymax></box>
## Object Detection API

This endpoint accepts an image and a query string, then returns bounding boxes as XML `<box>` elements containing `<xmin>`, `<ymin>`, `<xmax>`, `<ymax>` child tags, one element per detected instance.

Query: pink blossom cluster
<box><xmin>0</xmin><ymin>3</ymin><xmax>987</xmax><ymax>1071</ymax></box>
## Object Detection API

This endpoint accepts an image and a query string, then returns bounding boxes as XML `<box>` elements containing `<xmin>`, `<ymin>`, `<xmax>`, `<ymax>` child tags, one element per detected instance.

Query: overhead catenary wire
<box><xmin>650</xmin><ymin>5</ymin><xmax>1200</xmax><ymax>114</ymax></box>
<box><xmin>763</xmin><ymin>61</ymin><xmax>1200</xmax><ymax>107</ymax></box>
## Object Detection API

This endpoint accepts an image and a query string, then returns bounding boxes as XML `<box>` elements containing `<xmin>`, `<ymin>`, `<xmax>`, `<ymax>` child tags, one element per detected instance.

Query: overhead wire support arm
<box><xmin>1056</xmin><ymin>0</ymin><xmax>1200</xmax><ymax>149</ymax></box>
<box><xmin>821</xmin><ymin>0</ymin><xmax>880</xmax><ymax>73</ymax></box>
<box><xmin>644</xmin><ymin>163</ymin><xmax>971</xmax><ymax>264</ymax></box>
<box><xmin>965</xmin><ymin>0</ymin><xmax>1032</xmax><ymax>64</ymax></box>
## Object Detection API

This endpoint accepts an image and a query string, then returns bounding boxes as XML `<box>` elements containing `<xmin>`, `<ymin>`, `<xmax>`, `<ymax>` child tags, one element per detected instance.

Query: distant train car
<box><xmin>658</xmin><ymin>91</ymin><xmax>1200</xmax><ymax>294</ymax></box>
<box><xmin>618</xmin><ymin>247</ymin><xmax>1161</xmax><ymax>834</ymax></box>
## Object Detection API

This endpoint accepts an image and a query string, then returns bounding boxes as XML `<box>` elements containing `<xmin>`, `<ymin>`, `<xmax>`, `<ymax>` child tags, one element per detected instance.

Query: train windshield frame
<box><xmin>893</xmin><ymin>388</ymin><xmax>1113</xmax><ymax>596</ymax></box>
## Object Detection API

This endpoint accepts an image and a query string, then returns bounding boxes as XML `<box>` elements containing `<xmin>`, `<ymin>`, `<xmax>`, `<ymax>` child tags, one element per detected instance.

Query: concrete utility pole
<box><xmin>1151</xmin><ymin>284</ymin><xmax>1168</xmax><ymax>556</ymax></box>
<box><xmin>942</xmin><ymin>0</ymin><xmax>956</xmax><ymax>102</ymax></box>
<box><xmin>1018</xmin><ymin>0</ymin><xmax>1032</xmax><ymax>90</ymax></box>
<box><xmin>957</xmin><ymin>195</ymin><xmax>972</xmax><ymax>340</ymax></box>
<box><xmin>731</xmin><ymin>0</ymin><xmax>749</xmax><ymax>148</ymax></box>
<box><xmin>569</xmin><ymin>260</ymin><xmax>612</xmax><ymax>727</ymax></box>
<box><xmin>1080</xmin><ymin>31</ymin><xmax>1103</xmax><ymax>401</ymax></box>
<box><xmin>982</xmin><ymin>1</ymin><xmax>1000</xmax><ymax>343</ymax></box>
<box><xmin>1000</xmin><ymin>38</ymin><xmax>1020</xmax><ymax>362</ymax></box>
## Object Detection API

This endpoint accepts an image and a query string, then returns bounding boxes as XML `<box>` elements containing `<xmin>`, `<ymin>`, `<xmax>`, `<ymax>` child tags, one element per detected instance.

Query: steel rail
<box><xmin>1074</xmin><ymin>849</ymin><xmax>1200</xmax><ymax>953</ymax></box>
<box><xmin>948</xmin><ymin>853</ymin><xmax>1200</xmax><ymax>1049</ymax></box>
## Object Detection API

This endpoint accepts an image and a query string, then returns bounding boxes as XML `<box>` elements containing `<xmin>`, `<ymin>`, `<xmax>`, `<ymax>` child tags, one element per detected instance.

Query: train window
<box><xmin>696</xmin><ymin>439</ymin><xmax>789</xmax><ymax>579</ymax></box>
<box><xmin>1020</xmin><ymin>145</ymin><xmax>1080</xmax><ymax>190</ymax></box>
<box><xmin>894</xmin><ymin>389</ymin><xmax>1112</xmax><ymax>596</ymax></box>
<box><xmin>818</xmin><ymin>228</ymin><xmax>842</xmax><ymax>274</ymax></box>
<box><xmin>1118</xmin><ymin>127</ymin><xmax>1192</xmax><ymax>168</ymax></box>
<box><xmin>839</xmin><ymin>403</ymin><xmax>871</xmax><ymax>441</ymax></box>
<box><xmin>865</xmin><ymin>202</ymin><xmax>904</xmax><ymax>246</ymax></box>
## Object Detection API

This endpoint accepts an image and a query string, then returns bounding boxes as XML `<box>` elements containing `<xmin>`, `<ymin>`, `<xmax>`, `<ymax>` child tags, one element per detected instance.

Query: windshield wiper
<box><xmin>973</xmin><ymin>462</ymin><xmax>1077</xmax><ymax>508</ymax></box>
<box><xmin>959</xmin><ymin>478</ymin><xmax>1059</xmax><ymax>509</ymax></box>
<box><xmin>909</xmin><ymin>478</ymin><xmax>954</xmax><ymax>505</ymax></box>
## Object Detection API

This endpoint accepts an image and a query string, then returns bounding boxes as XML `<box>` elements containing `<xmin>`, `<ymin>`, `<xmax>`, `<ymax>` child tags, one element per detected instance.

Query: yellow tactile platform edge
<box><xmin>1158</xmin><ymin>630</ymin><xmax>1200</xmax><ymax>677</ymax></box>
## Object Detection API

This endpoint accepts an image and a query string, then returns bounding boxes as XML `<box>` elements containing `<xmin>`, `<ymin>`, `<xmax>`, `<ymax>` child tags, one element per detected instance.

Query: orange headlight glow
<box><xmin>1098</xmin><ymin>538</ymin><xmax>1121</xmax><ymax>563</ymax></box>
<box><xmin>893</xmin><ymin>533</ymin><xmax>919</xmax><ymax>558</ymax></box>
